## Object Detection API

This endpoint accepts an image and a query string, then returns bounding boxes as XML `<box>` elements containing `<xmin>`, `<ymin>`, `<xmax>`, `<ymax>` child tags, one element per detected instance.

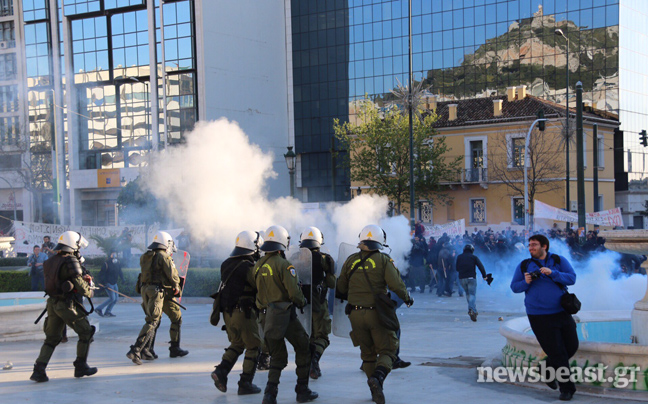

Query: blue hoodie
<box><xmin>510</xmin><ymin>253</ymin><xmax>576</xmax><ymax>315</ymax></box>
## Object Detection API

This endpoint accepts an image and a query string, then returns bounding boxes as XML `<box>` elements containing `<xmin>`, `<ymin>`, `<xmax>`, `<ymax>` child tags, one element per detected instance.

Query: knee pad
<box><xmin>226</xmin><ymin>347</ymin><xmax>243</xmax><ymax>356</ymax></box>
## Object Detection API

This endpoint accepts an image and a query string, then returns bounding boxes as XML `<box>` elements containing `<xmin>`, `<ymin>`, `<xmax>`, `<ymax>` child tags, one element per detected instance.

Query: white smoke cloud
<box><xmin>144</xmin><ymin>119</ymin><xmax>412</xmax><ymax>267</ymax></box>
<box><xmin>475</xmin><ymin>238</ymin><xmax>646</xmax><ymax>314</ymax></box>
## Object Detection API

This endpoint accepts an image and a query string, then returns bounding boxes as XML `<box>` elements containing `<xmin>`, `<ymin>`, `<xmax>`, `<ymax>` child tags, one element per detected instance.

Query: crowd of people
<box><xmin>406</xmin><ymin>222</ymin><xmax>645</xmax><ymax>295</ymax></box>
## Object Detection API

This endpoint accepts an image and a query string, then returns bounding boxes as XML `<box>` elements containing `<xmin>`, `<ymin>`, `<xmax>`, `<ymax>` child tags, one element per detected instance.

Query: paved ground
<box><xmin>0</xmin><ymin>291</ymin><xmax>638</xmax><ymax>403</ymax></box>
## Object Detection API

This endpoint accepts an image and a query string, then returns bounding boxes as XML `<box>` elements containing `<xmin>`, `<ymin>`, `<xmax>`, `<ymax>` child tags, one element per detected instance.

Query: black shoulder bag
<box><xmin>360</xmin><ymin>261</ymin><xmax>400</xmax><ymax>332</ymax></box>
<box><xmin>522</xmin><ymin>255</ymin><xmax>581</xmax><ymax>315</ymax></box>
<box><xmin>210</xmin><ymin>262</ymin><xmax>244</xmax><ymax>326</ymax></box>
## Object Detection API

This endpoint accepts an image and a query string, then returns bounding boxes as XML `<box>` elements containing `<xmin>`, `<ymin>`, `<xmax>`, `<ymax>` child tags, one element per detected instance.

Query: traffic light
<box><xmin>537</xmin><ymin>109</ymin><xmax>545</xmax><ymax>131</ymax></box>
<box><xmin>640</xmin><ymin>130</ymin><xmax>648</xmax><ymax>147</ymax></box>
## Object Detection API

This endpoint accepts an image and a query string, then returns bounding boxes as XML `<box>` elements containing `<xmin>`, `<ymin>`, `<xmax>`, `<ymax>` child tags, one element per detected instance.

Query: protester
<box><xmin>455</xmin><ymin>244</ymin><xmax>487</xmax><ymax>321</ymax></box>
<box><xmin>27</xmin><ymin>245</ymin><xmax>48</xmax><ymax>291</ymax></box>
<box><xmin>510</xmin><ymin>234</ymin><xmax>578</xmax><ymax>401</ymax></box>
<box><xmin>95</xmin><ymin>250</ymin><xmax>124</xmax><ymax>317</ymax></box>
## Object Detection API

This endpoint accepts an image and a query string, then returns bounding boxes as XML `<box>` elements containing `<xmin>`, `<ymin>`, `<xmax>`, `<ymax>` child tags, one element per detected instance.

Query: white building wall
<box><xmin>196</xmin><ymin>0</ymin><xmax>292</xmax><ymax>199</ymax></box>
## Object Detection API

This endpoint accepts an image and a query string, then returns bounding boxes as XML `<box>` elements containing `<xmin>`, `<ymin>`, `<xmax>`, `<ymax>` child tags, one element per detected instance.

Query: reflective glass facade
<box><xmin>22</xmin><ymin>0</ymin><xmax>198</xmax><ymax>175</ymax></box>
<box><xmin>292</xmin><ymin>0</ymin><xmax>646</xmax><ymax>201</ymax></box>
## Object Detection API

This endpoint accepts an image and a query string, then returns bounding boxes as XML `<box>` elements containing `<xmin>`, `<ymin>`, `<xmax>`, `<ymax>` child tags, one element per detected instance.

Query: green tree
<box><xmin>117</xmin><ymin>175</ymin><xmax>165</xmax><ymax>229</ymax></box>
<box><xmin>334</xmin><ymin>98</ymin><xmax>462</xmax><ymax>215</ymax></box>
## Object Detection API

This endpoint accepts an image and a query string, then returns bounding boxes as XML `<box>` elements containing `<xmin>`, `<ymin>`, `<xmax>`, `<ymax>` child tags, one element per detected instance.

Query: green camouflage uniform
<box><xmin>336</xmin><ymin>250</ymin><xmax>410</xmax><ymax>378</ymax></box>
<box><xmin>135</xmin><ymin>249</ymin><xmax>181</xmax><ymax>347</ymax></box>
<box><xmin>310</xmin><ymin>250</ymin><xmax>336</xmax><ymax>358</ymax></box>
<box><xmin>36</xmin><ymin>253</ymin><xmax>95</xmax><ymax>366</ymax></box>
<box><xmin>218</xmin><ymin>255</ymin><xmax>262</xmax><ymax>377</ymax></box>
<box><xmin>254</xmin><ymin>252</ymin><xmax>310</xmax><ymax>385</ymax></box>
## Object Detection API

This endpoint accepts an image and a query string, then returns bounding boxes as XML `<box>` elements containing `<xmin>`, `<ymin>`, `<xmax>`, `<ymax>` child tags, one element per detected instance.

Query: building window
<box><xmin>0</xmin><ymin>0</ymin><xmax>13</xmax><ymax>17</ymax></box>
<box><xmin>0</xmin><ymin>85</ymin><xmax>18</xmax><ymax>113</ymax></box>
<box><xmin>511</xmin><ymin>137</ymin><xmax>525</xmax><ymax>168</ymax></box>
<box><xmin>512</xmin><ymin>197</ymin><xmax>525</xmax><ymax>226</ymax></box>
<box><xmin>0</xmin><ymin>53</ymin><xmax>16</xmax><ymax>80</ymax></box>
<box><xmin>81</xmin><ymin>199</ymin><xmax>117</xmax><ymax>226</ymax></box>
<box><xmin>597</xmin><ymin>135</ymin><xmax>605</xmax><ymax>169</ymax></box>
<box><xmin>0</xmin><ymin>21</ymin><xmax>15</xmax><ymax>46</ymax></box>
<box><xmin>24</xmin><ymin>22</ymin><xmax>51</xmax><ymax>80</ymax></box>
<box><xmin>597</xmin><ymin>195</ymin><xmax>604</xmax><ymax>211</ymax></box>
<box><xmin>470</xmin><ymin>198</ymin><xmax>486</xmax><ymax>224</ymax></box>
<box><xmin>446</xmin><ymin>200</ymin><xmax>454</xmax><ymax>221</ymax></box>
<box><xmin>0</xmin><ymin>116</ymin><xmax>20</xmax><ymax>146</ymax></box>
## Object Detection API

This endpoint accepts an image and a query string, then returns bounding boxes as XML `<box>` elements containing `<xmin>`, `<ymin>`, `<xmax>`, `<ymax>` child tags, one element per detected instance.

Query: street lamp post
<box><xmin>555</xmin><ymin>28</ymin><xmax>571</xmax><ymax>216</ymax></box>
<box><xmin>284</xmin><ymin>146</ymin><xmax>296</xmax><ymax>198</ymax></box>
<box><xmin>49</xmin><ymin>88</ymin><xmax>66</xmax><ymax>225</ymax></box>
<box><xmin>0</xmin><ymin>177</ymin><xmax>17</xmax><ymax>222</ymax></box>
<box><xmin>523</xmin><ymin>118</ymin><xmax>547</xmax><ymax>231</ymax></box>
<box><xmin>408</xmin><ymin>0</ymin><xmax>415</xmax><ymax>230</ymax></box>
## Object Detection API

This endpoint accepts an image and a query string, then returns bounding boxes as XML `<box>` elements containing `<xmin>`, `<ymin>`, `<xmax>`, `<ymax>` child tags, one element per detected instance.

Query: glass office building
<box><xmin>20</xmin><ymin>0</ymin><xmax>197</xmax><ymax>225</ymax></box>
<box><xmin>291</xmin><ymin>0</ymin><xmax>648</xmax><ymax>202</ymax></box>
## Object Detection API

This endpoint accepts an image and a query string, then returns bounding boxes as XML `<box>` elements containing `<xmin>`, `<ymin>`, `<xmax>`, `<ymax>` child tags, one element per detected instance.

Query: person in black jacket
<box><xmin>211</xmin><ymin>230</ymin><xmax>264</xmax><ymax>396</ymax></box>
<box><xmin>455</xmin><ymin>244</ymin><xmax>488</xmax><ymax>321</ymax></box>
<box><xmin>95</xmin><ymin>250</ymin><xmax>124</xmax><ymax>317</ymax></box>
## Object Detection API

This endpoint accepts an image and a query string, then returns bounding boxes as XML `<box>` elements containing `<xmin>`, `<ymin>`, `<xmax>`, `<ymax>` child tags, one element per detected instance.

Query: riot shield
<box><xmin>289</xmin><ymin>247</ymin><xmax>312</xmax><ymax>336</ymax></box>
<box><xmin>332</xmin><ymin>242</ymin><xmax>358</xmax><ymax>338</ymax></box>
<box><xmin>172</xmin><ymin>249</ymin><xmax>191</xmax><ymax>302</ymax></box>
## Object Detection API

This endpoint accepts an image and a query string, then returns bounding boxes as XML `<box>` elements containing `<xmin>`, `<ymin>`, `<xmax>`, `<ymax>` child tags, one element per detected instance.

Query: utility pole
<box><xmin>593</xmin><ymin>124</ymin><xmax>599</xmax><ymax>212</ymax></box>
<box><xmin>576</xmin><ymin>82</ymin><xmax>586</xmax><ymax>239</ymax></box>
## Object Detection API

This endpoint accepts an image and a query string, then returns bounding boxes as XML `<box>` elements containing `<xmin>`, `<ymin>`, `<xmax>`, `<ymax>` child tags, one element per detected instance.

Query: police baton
<box><xmin>34</xmin><ymin>308</ymin><xmax>47</xmax><ymax>324</ymax></box>
<box><xmin>168</xmin><ymin>298</ymin><xmax>187</xmax><ymax>311</ymax></box>
<box><xmin>162</xmin><ymin>286</ymin><xmax>187</xmax><ymax>310</ymax></box>
<box><xmin>97</xmin><ymin>283</ymin><xmax>138</xmax><ymax>303</ymax></box>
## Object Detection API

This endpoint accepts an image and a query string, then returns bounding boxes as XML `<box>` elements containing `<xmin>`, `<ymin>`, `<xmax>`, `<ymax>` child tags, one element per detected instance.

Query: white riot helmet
<box><xmin>231</xmin><ymin>230</ymin><xmax>264</xmax><ymax>257</ymax></box>
<box><xmin>149</xmin><ymin>231</ymin><xmax>176</xmax><ymax>252</ymax></box>
<box><xmin>299</xmin><ymin>226</ymin><xmax>324</xmax><ymax>249</ymax></box>
<box><xmin>358</xmin><ymin>224</ymin><xmax>387</xmax><ymax>251</ymax></box>
<box><xmin>55</xmin><ymin>231</ymin><xmax>89</xmax><ymax>253</ymax></box>
<box><xmin>260</xmin><ymin>225</ymin><xmax>290</xmax><ymax>252</ymax></box>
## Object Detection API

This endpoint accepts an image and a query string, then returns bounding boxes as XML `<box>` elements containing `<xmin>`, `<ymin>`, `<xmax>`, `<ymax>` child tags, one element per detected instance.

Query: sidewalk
<box><xmin>0</xmin><ymin>292</ymin><xmax>627</xmax><ymax>403</ymax></box>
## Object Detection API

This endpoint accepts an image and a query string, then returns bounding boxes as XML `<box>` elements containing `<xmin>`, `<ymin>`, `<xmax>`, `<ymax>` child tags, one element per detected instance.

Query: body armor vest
<box><xmin>220</xmin><ymin>256</ymin><xmax>255</xmax><ymax>312</ymax></box>
<box><xmin>140</xmin><ymin>250</ymin><xmax>164</xmax><ymax>284</ymax></box>
<box><xmin>44</xmin><ymin>254</ymin><xmax>81</xmax><ymax>298</ymax></box>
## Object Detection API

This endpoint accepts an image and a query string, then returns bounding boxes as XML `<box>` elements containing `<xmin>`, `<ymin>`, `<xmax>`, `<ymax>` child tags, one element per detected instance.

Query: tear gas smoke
<box><xmin>143</xmin><ymin>119</ymin><xmax>411</xmax><ymax>268</ymax></box>
<box><xmin>469</xmin><ymin>237</ymin><xmax>645</xmax><ymax>314</ymax></box>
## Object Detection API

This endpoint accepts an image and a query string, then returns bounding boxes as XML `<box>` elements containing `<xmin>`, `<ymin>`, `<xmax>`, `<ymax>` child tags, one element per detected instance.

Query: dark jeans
<box><xmin>527</xmin><ymin>311</ymin><xmax>579</xmax><ymax>394</ymax></box>
<box><xmin>31</xmin><ymin>273</ymin><xmax>44</xmax><ymax>291</ymax></box>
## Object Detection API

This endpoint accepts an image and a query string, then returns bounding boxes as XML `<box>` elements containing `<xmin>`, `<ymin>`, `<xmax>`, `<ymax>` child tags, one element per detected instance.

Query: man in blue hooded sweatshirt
<box><xmin>510</xmin><ymin>234</ymin><xmax>578</xmax><ymax>401</ymax></box>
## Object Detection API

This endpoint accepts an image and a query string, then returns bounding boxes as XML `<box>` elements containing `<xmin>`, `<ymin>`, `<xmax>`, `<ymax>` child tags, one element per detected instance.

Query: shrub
<box><xmin>0</xmin><ymin>270</ymin><xmax>31</xmax><ymax>292</ymax></box>
<box><xmin>0</xmin><ymin>257</ymin><xmax>29</xmax><ymax>267</ymax></box>
<box><xmin>0</xmin><ymin>268</ymin><xmax>222</xmax><ymax>297</ymax></box>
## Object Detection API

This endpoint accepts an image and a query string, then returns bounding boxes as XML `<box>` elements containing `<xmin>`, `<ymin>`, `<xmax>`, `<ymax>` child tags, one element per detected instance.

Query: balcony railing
<box><xmin>441</xmin><ymin>168</ymin><xmax>488</xmax><ymax>188</ymax></box>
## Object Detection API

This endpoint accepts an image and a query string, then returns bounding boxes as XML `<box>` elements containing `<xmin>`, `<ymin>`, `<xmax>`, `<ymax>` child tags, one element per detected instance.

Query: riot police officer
<box><xmin>254</xmin><ymin>225</ymin><xmax>318</xmax><ymax>404</ymax></box>
<box><xmin>211</xmin><ymin>230</ymin><xmax>264</xmax><ymax>395</ymax></box>
<box><xmin>30</xmin><ymin>231</ymin><xmax>97</xmax><ymax>382</ymax></box>
<box><xmin>336</xmin><ymin>224</ymin><xmax>413</xmax><ymax>404</ymax></box>
<box><xmin>127</xmin><ymin>231</ymin><xmax>188</xmax><ymax>365</ymax></box>
<box><xmin>298</xmin><ymin>226</ymin><xmax>335</xmax><ymax>379</ymax></box>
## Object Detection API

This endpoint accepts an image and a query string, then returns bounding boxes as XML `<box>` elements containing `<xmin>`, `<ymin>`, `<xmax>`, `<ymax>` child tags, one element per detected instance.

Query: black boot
<box><xmin>141</xmin><ymin>330</ymin><xmax>158</xmax><ymax>360</ymax></box>
<box><xmin>30</xmin><ymin>362</ymin><xmax>48</xmax><ymax>383</ymax></box>
<box><xmin>262</xmin><ymin>382</ymin><xmax>278</xmax><ymax>404</ymax></box>
<box><xmin>368</xmin><ymin>366</ymin><xmax>388</xmax><ymax>404</ymax></box>
<box><xmin>73</xmin><ymin>358</ymin><xmax>98</xmax><ymax>378</ymax></box>
<box><xmin>295</xmin><ymin>378</ymin><xmax>318</xmax><ymax>403</ymax></box>
<box><xmin>257</xmin><ymin>352</ymin><xmax>270</xmax><ymax>370</ymax></box>
<box><xmin>310</xmin><ymin>348</ymin><xmax>322</xmax><ymax>379</ymax></box>
<box><xmin>211</xmin><ymin>359</ymin><xmax>234</xmax><ymax>393</ymax></box>
<box><xmin>238</xmin><ymin>373</ymin><xmax>261</xmax><ymax>395</ymax></box>
<box><xmin>126</xmin><ymin>345</ymin><xmax>143</xmax><ymax>365</ymax></box>
<box><xmin>169</xmin><ymin>341</ymin><xmax>189</xmax><ymax>358</ymax></box>
<box><xmin>141</xmin><ymin>347</ymin><xmax>157</xmax><ymax>360</ymax></box>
